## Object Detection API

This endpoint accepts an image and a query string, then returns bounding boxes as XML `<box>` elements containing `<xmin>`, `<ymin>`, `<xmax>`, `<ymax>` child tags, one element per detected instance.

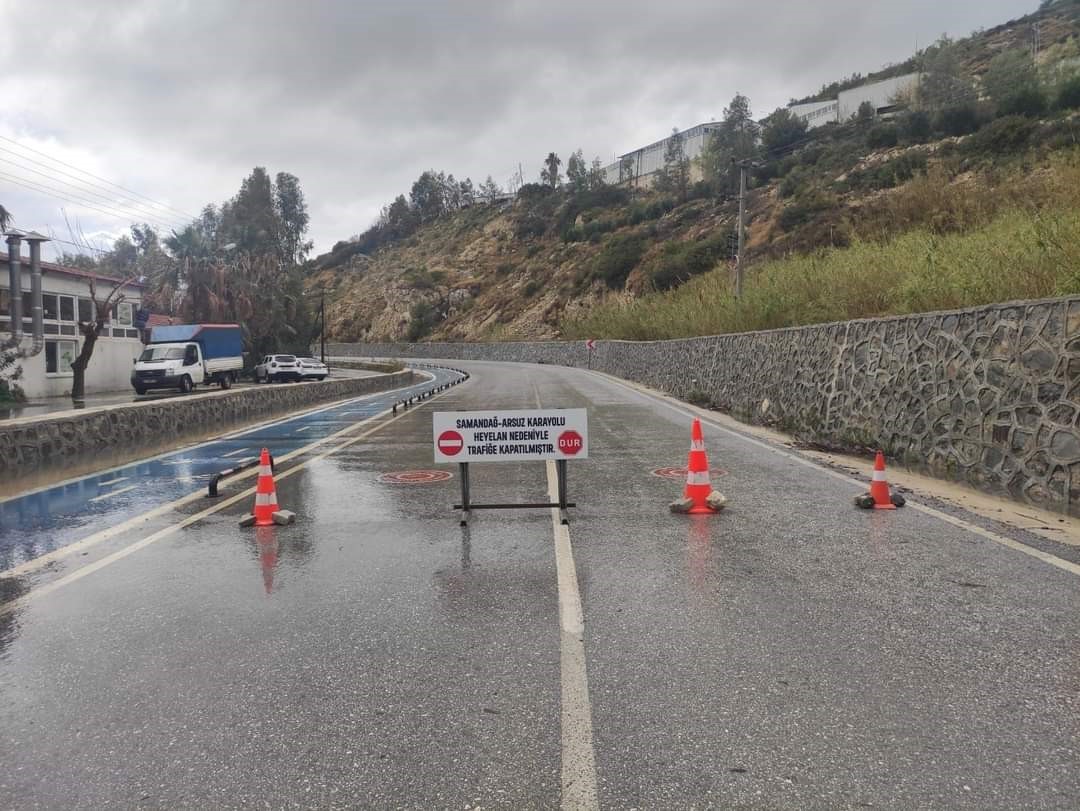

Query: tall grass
<box><xmin>564</xmin><ymin>205</ymin><xmax>1080</xmax><ymax>340</ymax></box>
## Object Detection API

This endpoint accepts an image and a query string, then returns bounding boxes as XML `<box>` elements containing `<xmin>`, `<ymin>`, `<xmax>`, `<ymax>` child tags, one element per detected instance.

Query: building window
<box><xmin>42</xmin><ymin>294</ymin><xmax>58</xmax><ymax>321</ymax></box>
<box><xmin>78</xmin><ymin>297</ymin><xmax>93</xmax><ymax>323</ymax></box>
<box><xmin>45</xmin><ymin>340</ymin><xmax>77</xmax><ymax>376</ymax></box>
<box><xmin>0</xmin><ymin>288</ymin><xmax>8</xmax><ymax>316</ymax></box>
<box><xmin>115</xmin><ymin>301</ymin><xmax>133</xmax><ymax>327</ymax></box>
<box><xmin>59</xmin><ymin>295</ymin><xmax>75</xmax><ymax>322</ymax></box>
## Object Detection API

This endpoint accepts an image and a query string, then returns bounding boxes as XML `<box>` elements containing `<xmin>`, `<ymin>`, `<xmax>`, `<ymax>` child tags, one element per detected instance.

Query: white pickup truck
<box><xmin>131</xmin><ymin>323</ymin><xmax>244</xmax><ymax>394</ymax></box>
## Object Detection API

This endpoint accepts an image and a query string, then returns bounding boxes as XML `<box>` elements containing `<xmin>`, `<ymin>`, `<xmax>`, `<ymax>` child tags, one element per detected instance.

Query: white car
<box><xmin>297</xmin><ymin>357</ymin><xmax>328</xmax><ymax>381</ymax></box>
<box><xmin>254</xmin><ymin>354</ymin><xmax>302</xmax><ymax>383</ymax></box>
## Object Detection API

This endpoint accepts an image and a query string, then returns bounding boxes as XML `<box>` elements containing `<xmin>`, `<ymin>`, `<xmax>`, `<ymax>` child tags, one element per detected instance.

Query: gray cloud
<box><xmin>0</xmin><ymin>0</ymin><xmax>1036</xmax><ymax>258</ymax></box>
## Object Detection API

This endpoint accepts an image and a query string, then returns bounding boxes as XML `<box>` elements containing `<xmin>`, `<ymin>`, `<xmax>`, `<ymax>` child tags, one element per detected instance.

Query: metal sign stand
<box><xmin>455</xmin><ymin>460</ymin><xmax>573</xmax><ymax>527</ymax></box>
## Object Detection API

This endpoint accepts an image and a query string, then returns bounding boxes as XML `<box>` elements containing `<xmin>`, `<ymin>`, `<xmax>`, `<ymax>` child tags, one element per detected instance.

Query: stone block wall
<box><xmin>330</xmin><ymin>295</ymin><xmax>1080</xmax><ymax>515</ymax></box>
<box><xmin>0</xmin><ymin>371</ymin><xmax>420</xmax><ymax>482</ymax></box>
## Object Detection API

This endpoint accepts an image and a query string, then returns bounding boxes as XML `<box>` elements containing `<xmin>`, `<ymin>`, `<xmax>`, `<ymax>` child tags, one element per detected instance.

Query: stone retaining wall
<box><xmin>330</xmin><ymin>295</ymin><xmax>1080</xmax><ymax>515</ymax></box>
<box><xmin>0</xmin><ymin>371</ymin><xmax>420</xmax><ymax>482</ymax></box>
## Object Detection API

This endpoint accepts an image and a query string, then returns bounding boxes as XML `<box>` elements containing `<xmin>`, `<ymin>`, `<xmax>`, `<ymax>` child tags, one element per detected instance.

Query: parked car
<box><xmin>254</xmin><ymin>354</ymin><xmax>301</xmax><ymax>383</ymax></box>
<box><xmin>297</xmin><ymin>357</ymin><xmax>328</xmax><ymax>381</ymax></box>
<box><xmin>132</xmin><ymin>323</ymin><xmax>243</xmax><ymax>395</ymax></box>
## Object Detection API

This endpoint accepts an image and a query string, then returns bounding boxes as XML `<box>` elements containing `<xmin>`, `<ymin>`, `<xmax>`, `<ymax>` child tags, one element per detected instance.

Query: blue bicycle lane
<box><xmin>0</xmin><ymin>368</ymin><xmax>461</xmax><ymax>573</ymax></box>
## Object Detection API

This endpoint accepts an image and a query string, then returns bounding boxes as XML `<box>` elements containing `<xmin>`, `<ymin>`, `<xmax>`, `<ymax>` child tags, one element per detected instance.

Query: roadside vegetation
<box><xmin>565</xmin><ymin>155</ymin><xmax>1080</xmax><ymax>339</ymax></box>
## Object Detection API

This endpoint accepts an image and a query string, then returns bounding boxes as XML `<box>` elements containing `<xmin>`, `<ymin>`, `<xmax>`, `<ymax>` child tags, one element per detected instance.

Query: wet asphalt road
<box><xmin>0</xmin><ymin>361</ymin><xmax>1077</xmax><ymax>810</ymax></box>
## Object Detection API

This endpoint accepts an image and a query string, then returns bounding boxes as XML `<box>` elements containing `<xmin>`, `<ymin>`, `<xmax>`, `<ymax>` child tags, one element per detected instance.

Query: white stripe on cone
<box><xmin>255</xmin><ymin>492</ymin><xmax>276</xmax><ymax>506</ymax></box>
<box><xmin>872</xmin><ymin>470</ymin><xmax>887</xmax><ymax>481</ymax></box>
<box><xmin>259</xmin><ymin>465</ymin><xmax>273</xmax><ymax>477</ymax></box>
<box><xmin>685</xmin><ymin>471</ymin><xmax>711</xmax><ymax>486</ymax></box>
<box><xmin>691</xmin><ymin>440</ymin><xmax>705</xmax><ymax>451</ymax></box>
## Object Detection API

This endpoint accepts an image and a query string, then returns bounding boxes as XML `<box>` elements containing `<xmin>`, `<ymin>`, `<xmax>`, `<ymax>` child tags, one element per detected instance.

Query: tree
<box><xmin>761</xmin><ymin>107</ymin><xmax>808</xmax><ymax>155</ymax></box>
<box><xmin>459</xmin><ymin>177</ymin><xmax>475</xmax><ymax>207</ymax></box>
<box><xmin>274</xmin><ymin>172</ymin><xmax>311</xmax><ymax>265</ymax></box>
<box><xmin>856</xmin><ymin>100</ymin><xmax>876</xmax><ymax>124</ymax></box>
<box><xmin>919</xmin><ymin>35</ymin><xmax>976</xmax><ymax>109</ymax></box>
<box><xmin>410</xmin><ymin>170</ymin><xmax>448</xmax><ymax>222</ymax></box>
<box><xmin>984</xmin><ymin>49</ymin><xmax>1044</xmax><ymax>114</ymax></box>
<box><xmin>654</xmin><ymin>127</ymin><xmax>690</xmax><ymax>200</ymax></box>
<box><xmin>479</xmin><ymin>175</ymin><xmax>502</xmax><ymax>203</ymax></box>
<box><xmin>566</xmin><ymin>149</ymin><xmax>588</xmax><ymax>194</ymax></box>
<box><xmin>588</xmin><ymin>157</ymin><xmax>607</xmax><ymax>190</ymax></box>
<box><xmin>702</xmin><ymin>93</ymin><xmax>758</xmax><ymax>189</ymax></box>
<box><xmin>0</xmin><ymin>204</ymin><xmax>11</xmax><ymax>232</ymax></box>
<box><xmin>541</xmin><ymin>152</ymin><xmax>562</xmax><ymax>189</ymax></box>
<box><xmin>69</xmin><ymin>274</ymin><xmax>137</xmax><ymax>401</ymax></box>
<box><xmin>220</xmin><ymin>167</ymin><xmax>279</xmax><ymax>255</ymax></box>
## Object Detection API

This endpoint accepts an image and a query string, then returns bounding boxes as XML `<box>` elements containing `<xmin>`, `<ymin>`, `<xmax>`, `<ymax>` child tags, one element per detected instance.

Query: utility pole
<box><xmin>734</xmin><ymin>159</ymin><xmax>748</xmax><ymax>299</ymax></box>
<box><xmin>319</xmin><ymin>289</ymin><xmax>326</xmax><ymax>366</ymax></box>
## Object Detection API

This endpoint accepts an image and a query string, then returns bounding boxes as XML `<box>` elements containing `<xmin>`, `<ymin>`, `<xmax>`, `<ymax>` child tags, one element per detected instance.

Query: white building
<box><xmin>789</xmin><ymin>73</ymin><xmax>921</xmax><ymax>128</ymax></box>
<box><xmin>603</xmin><ymin>121</ymin><xmax>723</xmax><ymax>188</ymax></box>
<box><xmin>2</xmin><ymin>246</ymin><xmax>146</xmax><ymax>400</ymax></box>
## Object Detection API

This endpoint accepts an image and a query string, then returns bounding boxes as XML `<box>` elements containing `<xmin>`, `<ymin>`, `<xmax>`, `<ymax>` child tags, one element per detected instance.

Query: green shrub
<box><xmin>934</xmin><ymin>105</ymin><xmax>982</xmax><ymax>137</ymax></box>
<box><xmin>406</xmin><ymin>300</ymin><xmax>442</xmax><ymax>341</ymax></box>
<box><xmin>495</xmin><ymin>262</ymin><xmax>516</xmax><ymax>277</ymax></box>
<box><xmin>963</xmin><ymin>115</ymin><xmax>1037</xmax><ymax>155</ymax></box>
<box><xmin>898</xmin><ymin>110</ymin><xmax>932</xmax><ymax>142</ymax></box>
<box><xmin>523</xmin><ymin>279</ymin><xmax>542</xmax><ymax>297</ymax></box>
<box><xmin>778</xmin><ymin>191</ymin><xmax>837</xmax><ymax>230</ymax></box>
<box><xmin>867</xmin><ymin>124</ymin><xmax>899</xmax><ymax>149</ymax></box>
<box><xmin>1056</xmin><ymin>75</ymin><xmax>1080</xmax><ymax>110</ymax></box>
<box><xmin>515</xmin><ymin>214</ymin><xmax>547</xmax><ymax>239</ymax></box>
<box><xmin>645</xmin><ymin>234</ymin><xmax>728</xmax><ymax>291</ymax></box>
<box><xmin>997</xmin><ymin>87</ymin><xmax>1049</xmax><ymax>118</ymax></box>
<box><xmin>591</xmin><ymin>234</ymin><xmax>646</xmax><ymax>289</ymax></box>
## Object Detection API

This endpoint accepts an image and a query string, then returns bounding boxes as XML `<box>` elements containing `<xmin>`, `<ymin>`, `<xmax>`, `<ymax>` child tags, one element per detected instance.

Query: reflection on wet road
<box><xmin>0</xmin><ymin>368</ymin><xmax>459</xmax><ymax>572</ymax></box>
<box><xmin>0</xmin><ymin>360</ymin><xmax>1077</xmax><ymax>810</ymax></box>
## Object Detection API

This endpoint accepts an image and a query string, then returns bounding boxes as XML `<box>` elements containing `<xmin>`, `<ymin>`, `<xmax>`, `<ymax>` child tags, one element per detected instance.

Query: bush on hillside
<box><xmin>645</xmin><ymin>234</ymin><xmax>729</xmax><ymax>291</ymax></box>
<box><xmin>997</xmin><ymin>86</ymin><xmax>1049</xmax><ymax>118</ymax></box>
<box><xmin>963</xmin><ymin>115</ymin><xmax>1037</xmax><ymax>155</ymax></box>
<box><xmin>515</xmin><ymin>214</ymin><xmax>548</xmax><ymax>239</ymax></box>
<box><xmin>517</xmin><ymin>183</ymin><xmax>553</xmax><ymax>203</ymax></box>
<box><xmin>934</xmin><ymin>104</ymin><xmax>982</xmax><ymax>136</ymax></box>
<box><xmin>778</xmin><ymin>191</ymin><xmax>838</xmax><ymax>231</ymax></box>
<box><xmin>866</xmin><ymin>124</ymin><xmax>899</xmax><ymax>149</ymax></box>
<box><xmin>591</xmin><ymin>234</ymin><xmax>646</xmax><ymax>289</ymax></box>
<box><xmin>1056</xmin><ymin>75</ymin><xmax>1080</xmax><ymax>110</ymax></box>
<box><xmin>898</xmin><ymin>110</ymin><xmax>933</xmax><ymax>142</ymax></box>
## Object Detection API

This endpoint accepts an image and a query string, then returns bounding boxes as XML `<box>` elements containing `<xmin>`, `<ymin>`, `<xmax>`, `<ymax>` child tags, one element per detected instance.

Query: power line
<box><xmin>0</xmin><ymin>153</ymin><xmax>189</xmax><ymax>231</ymax></box>
<box><xmin>0</xmin><ymin>144</ymin><xmax>190</xmax><ymax>229</ymax></box>
<box><xmin>0</xmin><ymin>133</ymin><xmax>199</xmax><ymax>222</ymax></box>
<box><xmin>0</xmin><ymin>170</ymin><xmax>184</xmax><ymax>234</ymax></box>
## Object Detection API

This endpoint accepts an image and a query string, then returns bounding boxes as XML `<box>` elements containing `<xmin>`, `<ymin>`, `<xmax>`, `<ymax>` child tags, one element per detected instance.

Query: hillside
<box><xmin>311</xmin><ymin>1</ymin><xmax>1080</xmax><ymax>344</ymax></box>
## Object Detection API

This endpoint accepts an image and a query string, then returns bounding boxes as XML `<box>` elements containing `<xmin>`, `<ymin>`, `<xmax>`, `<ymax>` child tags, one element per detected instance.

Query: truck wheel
<box><xmin>220</xmin><ymin>374</ymin><xmax>232</xmax><ymax>390</ymax></box>
<box><xmin>134</xmin><ymin>386</ymin><xmax>147</xmax><ymax>396</ymax></box>
<box><xmin>179</xmin><ymin>375</ymin><xmax>193</xmax><ymax>394</ymax></box>
<box><xmin>317</xmin><ymin>376</ymin><xmax>326</xmax><ymax>381</ymax></box>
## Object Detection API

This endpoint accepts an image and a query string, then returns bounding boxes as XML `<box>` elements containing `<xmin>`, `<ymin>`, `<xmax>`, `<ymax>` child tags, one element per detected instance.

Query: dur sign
<box><xmin>433</xmin><ymin>409</ymin><xmax>589</xmax><ymax>463</ymax></box>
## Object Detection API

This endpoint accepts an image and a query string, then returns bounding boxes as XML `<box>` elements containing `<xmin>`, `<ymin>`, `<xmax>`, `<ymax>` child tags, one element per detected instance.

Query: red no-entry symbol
<box><xmin>558</xmin><ymin>430</ymin><xmax>584</xmax><ymax>456</ymax></box>
<box><xmin>437</xmin><ymin>430</ymin><xmax>464</xmax><ymax>456</ymax></box>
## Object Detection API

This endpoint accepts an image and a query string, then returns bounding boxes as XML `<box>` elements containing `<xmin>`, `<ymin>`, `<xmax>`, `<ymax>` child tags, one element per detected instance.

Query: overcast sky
<box><xmin>0</xmin><ymin>0</ymin><xmax>1037</xmax><ymax>261</ymax></box>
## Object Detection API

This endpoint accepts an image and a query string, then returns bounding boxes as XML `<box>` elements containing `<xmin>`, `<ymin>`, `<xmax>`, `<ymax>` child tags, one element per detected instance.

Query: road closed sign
<box><xmin>433</xmin><ymin>409</ymin><xmax>589</xmax><ymax>463</ymax></box>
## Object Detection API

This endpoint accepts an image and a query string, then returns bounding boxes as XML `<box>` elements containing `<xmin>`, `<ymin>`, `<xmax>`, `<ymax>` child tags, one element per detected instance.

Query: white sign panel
<box><xmin>433</xmin><ymin>409</ymin><xmax>589</xmax><ymax>463</ymax></box>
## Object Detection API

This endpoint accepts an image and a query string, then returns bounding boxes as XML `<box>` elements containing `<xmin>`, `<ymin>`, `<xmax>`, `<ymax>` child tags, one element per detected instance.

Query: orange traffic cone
<box><xmin>682</xmin><ymin>419</ymin><xmax>719</xmax><ymax>514</ymax></box>
<box><xmin>252</xmin><ymin>448</ymin><xmax>279</xmax><ymax>526</ymax></box>
<box><xmin>868</xmin><ymin>451</ymin><xmax>897</xmax><ymax>511</ymax></box>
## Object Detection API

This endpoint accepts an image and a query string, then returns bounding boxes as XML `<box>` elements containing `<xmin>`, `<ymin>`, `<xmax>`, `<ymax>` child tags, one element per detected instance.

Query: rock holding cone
<box><xmin>671</xmin><ymin>419</ymin><xmax>727</xmax><ymax>515</ymax></box>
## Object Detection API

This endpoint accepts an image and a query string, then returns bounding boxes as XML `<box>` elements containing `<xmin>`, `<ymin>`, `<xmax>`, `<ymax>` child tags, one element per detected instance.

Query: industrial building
<box><xmin>2</xmin><ymin>233</ymin><xmax>145</xmax><ymax>400</ymax></box>
<box><xmin>789</xmin><ymin>72</ymin><xmax>921</xmax><ymax>129</ymax></box>
<box><xmin>602</xmin><ymin>121</ymin><xmax>723</xmax><ymax>188</ymax></box>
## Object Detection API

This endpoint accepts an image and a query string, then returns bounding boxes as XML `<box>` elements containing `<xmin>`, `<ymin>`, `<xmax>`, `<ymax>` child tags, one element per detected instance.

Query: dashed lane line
<box><xmin>1</xmin><ymin>373</ymin><xmax>441</xmax><ymax>579</ymax></box>
<box><xmin>88</xmin><ymin>484</ymin><xmax>137</xmax><ymax>502</ymax></box>
<box><xmin>220</xmin><ymin>448</ymin><xmax>251</xmax><ymax>458</ymax></box>
<box><xmin>0</xmin><ymin>382</ymin><xmax>461</xmax><ymax>615</ymax></box>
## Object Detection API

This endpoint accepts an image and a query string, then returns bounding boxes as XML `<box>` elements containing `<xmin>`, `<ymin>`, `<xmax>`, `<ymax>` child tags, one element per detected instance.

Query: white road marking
<box><xmin>534</xmin><ymin>382</ymin><xmax>599</xmax><ymax>811</ymax></box>
<box><xmin>0</xmin><ymin>384</ymin><xmax>456</xmax><ymax>613</ymax></box>
<box><xmin>0</xmin><ymin>369</ymin><xmax>435</xmax><ymax>507</ymax></box>
<box><xmin>88</xmin><ymin>484</ymin><xmax>137</xmax><ymax>503</ymax></box>
<box><xmin>95</xmin><ymin>477</ymin><xmax>129</xmax><ymax>487</ymax></box>
<box><xmin>546</xmin><ymin>460</ymin><xmax>599</xmax><ymax>811</ymax></box>
<box><xmin>2</xmin><ymin>374</ymin><xmax>439</xmax><ymax>579</ymax></box>
<box><xmin>599</xmin><ymin>372</ymin><xmax>1080</xmax><ymax>579</ymax></box>
<box><xmin>220</xmin><ymin>448</ymin><xmax>250</xmax><ymax>458</ymax></box>
<box><xmin>295</xmin><ymin>426</ymin><xmax>314</xmax><ymax>433</ymax></box>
